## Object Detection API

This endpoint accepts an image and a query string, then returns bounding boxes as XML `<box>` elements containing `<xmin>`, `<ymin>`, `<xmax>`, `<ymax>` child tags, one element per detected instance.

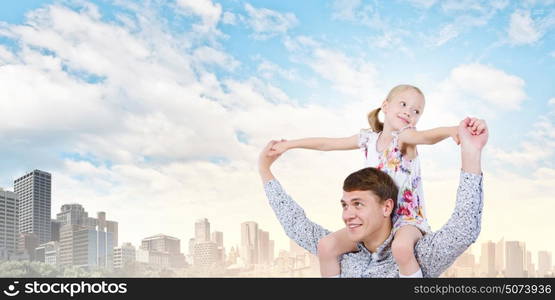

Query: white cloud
<box><xmin>405</xmin><ymin>0</ymin><xmax>438</xmax><ymax>8</ymax></box>
<box><xmin>508</xmin><ymin>10</ymin><xmax>541</xmax><ymax>45</ymax></box>
<box><xmin>222</xmin><ymin>11</ymin><xmax>237</xmax><ymax>25</ymax></box>
<box><xmin>256</xmin><ymin>58</ymin><xmax>297</xmax><ymax>81</ymax></box>
<box><xmin>549</xmin><ymin>97</ymin><xmax>555</xmax><ymax>105</ymax></box>
<box><xmin>193</xmin><ymin>46</ymin><xmax>240</xmax><ymax>71</ymax></box>
<box><xmin>244</xmin><ymin>4</ymin><xmax>298</xmax><ymax>40</ymax></box>
<box><xmin>431</xmin><ymin>24</ymin><xmax>460</xmax><ymax>47</ymax></box>
<box><xmin>487</xmin><ymin>102</ymin><xmax>555</xmax><ymax>168</ymax></box>
<box><xmin>443</xmin><ymin>63</ymin><xmax>526</xmax><ymax>110</ymax></box>
<box><xmin>331</xmin><ymin>0</ymin><xmax>385</xmax><ymax>29</ymax></box>
<box><xmin>176</xmin><ymin>0</ymin><xmax>222</xmax><ymax>33</ymax></box>
<box><xmin>309</xmin><ymin>48</ymin><xmax>379</xmax><ymax>98</ymax></box>
<box><xmin>422</xmin><ymin>1</ymin><xmax>507</xmax><ymax>48</ymax></box>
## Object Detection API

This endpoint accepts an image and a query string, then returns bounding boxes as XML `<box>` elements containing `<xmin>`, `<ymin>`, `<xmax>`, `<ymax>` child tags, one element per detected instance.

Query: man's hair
<box><xmin>343</xmin><ymin>167</ymin><xmax>398</xmax><ymax>216</ymax></box>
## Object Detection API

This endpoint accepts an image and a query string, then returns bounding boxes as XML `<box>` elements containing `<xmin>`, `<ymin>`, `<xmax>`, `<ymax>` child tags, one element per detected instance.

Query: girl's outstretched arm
<box><xmin>398</xmin><ymin>126</ymin><xmax>459</xmax><ymax>146</ymax></box>
<box><xmin>269</xmin><ymin>134</ymin><xmax>359</xmax><ymax>155</ymax></box>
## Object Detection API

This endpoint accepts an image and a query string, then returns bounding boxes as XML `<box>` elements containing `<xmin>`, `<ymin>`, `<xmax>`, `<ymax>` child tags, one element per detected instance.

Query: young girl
<box><xmin>268</xmin><ymin>84</ymin><xmax>460</xmax><ymax>278</ymax></box>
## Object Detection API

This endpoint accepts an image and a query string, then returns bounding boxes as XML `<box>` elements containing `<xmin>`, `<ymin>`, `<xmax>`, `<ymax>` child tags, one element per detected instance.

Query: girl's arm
<box><xmin>270</xmin><ymin>134</ymin><xmax>359</xmax><ymax>154</ymax></box>
<box><xmin>398</xmin><ymin>126</ymin><xmax>459</xmax><ymax>146</ymax></box>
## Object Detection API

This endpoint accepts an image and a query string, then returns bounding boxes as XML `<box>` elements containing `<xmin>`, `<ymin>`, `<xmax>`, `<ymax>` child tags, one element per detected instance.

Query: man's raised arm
<box><xmin>414</xmin><ymin>117</ymin><xmax>488</xmax><ymax>277</ymax></box>
<box><xmin>259</xmin><ymin>141</ymin><xmax>330</xmax><ymax>254</ymax></box>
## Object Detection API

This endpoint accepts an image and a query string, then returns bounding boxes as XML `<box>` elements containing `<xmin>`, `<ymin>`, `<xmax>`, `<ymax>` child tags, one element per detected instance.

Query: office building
<box><xmin>0</xmin><ymin>188</ymin><xmax>18</xmax><ymax>260</ymax></box>
<box><xmin>14</xmin><ymin>170</ymin><xmax>52</xmax><ymax>244</ymax></box>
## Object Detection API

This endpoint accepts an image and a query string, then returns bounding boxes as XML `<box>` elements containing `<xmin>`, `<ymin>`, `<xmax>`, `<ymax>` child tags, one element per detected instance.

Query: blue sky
<box><xmin>0</xmin><ymin>0</ymin><xmax>554</xmax><ymax>263</ymax></box>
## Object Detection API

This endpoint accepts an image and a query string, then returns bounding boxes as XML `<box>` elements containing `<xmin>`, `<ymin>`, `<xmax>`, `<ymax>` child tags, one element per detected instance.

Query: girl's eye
<box><xmin>414</xmin><ymin>109</ymin><xmax>420</xmax><ymax>114</ymax></box>
<box><xmin>400</xmin><ymin>101</ymin><xmax>406</xmax><ymax>107</ymax></box>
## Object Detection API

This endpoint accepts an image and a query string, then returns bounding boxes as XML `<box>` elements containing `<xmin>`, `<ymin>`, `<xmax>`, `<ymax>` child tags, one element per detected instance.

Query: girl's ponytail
<box><xmin>367</xmin><ymin>107</ymin><xmax>383</xmax><ymax>133</ymax></box>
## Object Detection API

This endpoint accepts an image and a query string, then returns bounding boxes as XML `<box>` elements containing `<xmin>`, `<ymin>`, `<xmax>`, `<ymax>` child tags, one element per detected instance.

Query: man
<box><xmin>258</xmin><ymin>117</ymin><xmax>488</xmax><ymax>277</ymax></box>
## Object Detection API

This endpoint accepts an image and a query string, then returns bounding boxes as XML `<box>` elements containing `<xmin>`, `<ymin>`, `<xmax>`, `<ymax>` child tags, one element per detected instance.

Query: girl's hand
<box><xmin>468</xmin><ymin>118</ymin><xmax>487</xmax><ymax>135</ymax></box>
<box><xmin>268</xmin><ymin>139</ymin><xmax>289</xmax><ymax>156</ymax></box>
<box><xmin>450</xmin><ymin>126</ymin><xmax>460</xmax><ymax>145</ymax></box>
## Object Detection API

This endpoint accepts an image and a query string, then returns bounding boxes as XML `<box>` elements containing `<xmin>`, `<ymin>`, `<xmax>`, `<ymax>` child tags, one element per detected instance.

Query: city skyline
<box><xmin>1</xmin><ymin>168</ymin><xmax>554</xmax><ymax>272</ymax></box>
<box><xmin>1</xmin><ymin>169</ymin><xmax>554</xmax><ymax>277</ymax></box>
<box><xmin>0</xmin><ymin>0</ymin><xmax>554</xmax><ymax>277</ymax></box>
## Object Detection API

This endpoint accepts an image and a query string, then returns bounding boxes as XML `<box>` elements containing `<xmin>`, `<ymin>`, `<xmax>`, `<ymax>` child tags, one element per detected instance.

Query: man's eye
<box><xmin>354</xmin><ymin>202</ymin><xmax>362</xmax><ymax>207</ymax></box>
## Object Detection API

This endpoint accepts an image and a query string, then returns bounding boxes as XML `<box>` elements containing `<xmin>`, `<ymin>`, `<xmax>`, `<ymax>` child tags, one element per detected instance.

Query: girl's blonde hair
<box><xmin>367</xmin><ymin>84</ymin><xmax>424</xmax><ymax>132</ymax></box>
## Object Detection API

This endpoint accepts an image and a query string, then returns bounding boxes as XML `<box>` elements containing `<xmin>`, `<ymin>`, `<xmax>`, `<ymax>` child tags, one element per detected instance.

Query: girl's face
<box><xmin>382</xmin><ymin>89</ymin><xmax>425</xmax><ymax>130</ymax></box>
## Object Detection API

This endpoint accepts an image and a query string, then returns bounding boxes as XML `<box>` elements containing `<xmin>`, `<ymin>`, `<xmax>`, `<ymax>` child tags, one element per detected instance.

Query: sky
<box><xmin>0</xmin><ymin>0</ymin><xmax>554</xmax><ymax>262</ymax></box>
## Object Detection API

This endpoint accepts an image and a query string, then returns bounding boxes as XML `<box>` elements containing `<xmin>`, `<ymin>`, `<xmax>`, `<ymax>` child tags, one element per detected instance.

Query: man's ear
<box><xmin>383</xmin><ymin>198</ymin><xmax>395</xmax><ymax>217</ymax></box>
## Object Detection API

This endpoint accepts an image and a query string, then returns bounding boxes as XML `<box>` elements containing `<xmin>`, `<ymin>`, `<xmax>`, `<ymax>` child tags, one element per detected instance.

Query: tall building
<box><xmin>241</xmin><ymin>222</ymin><xmax>259</xmax><ymax>265</ymax></box>
<box><xmin>538</xmin><ymin>251</ymin><xmax>552</xmax><ymax>277</ymax></box>
<box><xmin>479</xmin><ymin>241</ymin><xmax>496</xmax><ymax>277</ymax></box>
<box><xmin>526</xmin><ymin>251</ymin><xmax>535</xmax><ymax>277</ymax></box>
<box><xmin>0</xmin><ymin>188</ymin><xmax>19</xmax><ymax>260</ymax></box>
<box><xmin>50</xmin><ymin>220</ymin><xmax>61</xmax><ymax>242</ymax></box>
<box><xmin>14</xmin><ymin>170</ymin><xmax>52</xmax><ymax>244</ymax></box>
<box><xmin>113</xmin><ymin>242</ymin><xmax>136</xmax><ymax>269</ymax></box>
<box><xmin>193</xmin><ymin>241</ymin><xmax>219</xmax><ymax>268</ymax></box>
<box><xmin>211</xmin><ymin>231</ymin><xmax>225</xmax><ymax>263</ymax></box>
<box><xmin>195</xmin><ymin>218</ymin><xmax>210</xmax><ymax>242</ymax></box>
<box><xmin>269</xmin><ymin>240</ymin><xmax>275</xmax><ymax>264</ymax></box>
<box><xmin>495</xmin><ymin>237</ymin><xmax>505</xmax><ymax>276</ymax></box>
<box><xmin>57</xmin><ymin>207</ymin><xmax>115</xmax><ymax>269</ymax></box>
<box><xmin>56</xmin><ymin>204</ymin><xmax>88</xmax><ymax>226</ymax></box>
<box><xmin>258</xmin><ymin>229</ymin><xmax>270</xmax><ymax>265</ymax></box>
<box><xmin>505</xmin><ymin>241</ymin><xmax>525</xmax><ymax>277</ymax></box>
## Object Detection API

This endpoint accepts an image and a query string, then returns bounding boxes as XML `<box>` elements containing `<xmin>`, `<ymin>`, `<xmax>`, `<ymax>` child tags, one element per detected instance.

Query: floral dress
<box><xmin>358</xmin><ymin>127</ymin><xmax>431</xmax><ymax>235</ymax></box>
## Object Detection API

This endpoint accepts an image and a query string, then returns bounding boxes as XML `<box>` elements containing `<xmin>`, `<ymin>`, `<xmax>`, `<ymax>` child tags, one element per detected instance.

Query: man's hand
<box><xmin>458</xmin><ymin>117</ymin><xmax>488</xmax><ymax>174</ymax></box>
<box><xmin>259</xmin><ymin>140</ymin><xmax>282</xmax><ymax>183</ymax></box>
<box><xmin>459</xmin><ymin>117</ymin><xmax>488</xmax><ymax>152</ymax></box>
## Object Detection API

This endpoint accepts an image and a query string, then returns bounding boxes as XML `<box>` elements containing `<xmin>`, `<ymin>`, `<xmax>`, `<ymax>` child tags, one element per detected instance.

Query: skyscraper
<box><xmin>193</xmin><ymin>241</ymin><xmax>219</xmax><ymax>268</ymax></box>
<box><xmin>0</xmin><ymin>188</ymin><xmax>18</xmax><ymax>260</ymax></box>
<box><xmin>241</xmin><ymin>221</ymin><xmax>258</xmax><ymax>265</ymax></box>
<box><xmin>258</xmin><ymin>229</ymin><xmax>270</xmax><ymax>265</ymax></box>
<box><xmin>211</xmin><ymin>231</ymin><xmax>225</xmax><ymax>263</ymax></box>
<box><xmin>526</xmin><ymin>251</ymin><xmax>535</xmax><ymax>277</ymax></box>
<box><xmin>50</xmin><ymin>220</ymin><xmax>61</xmax><ymax>242</ymax></box>
<box><xmin>195</xmin><ymin>218</ymin><xmax>210</xmax><ymax>243</ymax></box>
<box><xmin>14</xmin><ymin>170</ymin><xmax>52</xmax><ymax>244</ymax></box>
<box><xmin>538</xmin><ymin>251</ymin><xmax>552</xmax><ymax>277</ymax></box>
<box><xmin>505</xmin><ymin>241</ymin><xmax>525</xmax><ymax>277</ymax></box>
<box><xmin>479</xmin><ymin>241</ymin><xmax>496</xmax><ymax>277</ymax></box>
<box><xmin>269</xmin><ymin>240</ymin><xmax>275</xmax><ymax>264</ymax></box>
<box><xmin>495</xmin><ymin>237</ymin><xmax>505</xmax><ymax>276</ymax></box>
<box><xmin>56</xmin><ymin>204</ymin><xmax>88</xmax><ymax>226</ymax></box>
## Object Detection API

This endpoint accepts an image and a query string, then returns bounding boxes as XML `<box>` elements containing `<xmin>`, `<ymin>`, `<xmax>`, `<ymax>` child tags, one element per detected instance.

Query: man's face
<box><xmin>341</xmin><ymin>190</ymin><xmax>387</xmax><ymax>242</ymax></box>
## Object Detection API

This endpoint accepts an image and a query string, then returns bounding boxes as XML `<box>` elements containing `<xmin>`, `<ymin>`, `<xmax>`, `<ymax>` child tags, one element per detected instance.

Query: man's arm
<box><xmin>414</xmin><ymin>171</ymin><xmax>483</xmax><ymax>277</ymax></box>
<box><xmin>264</xmin><ymin>179</ymin><xmax>331</xmax><ymax>254</ymax></box>
<box><xmin>414</xmin><ymin>117</ymin><xmax>488</xmax><ymax>277</ymax></box>
<box><xmin>259</xmin><ymin>140</ymin><xmax>331</xmax><ymax>254</ymax></box>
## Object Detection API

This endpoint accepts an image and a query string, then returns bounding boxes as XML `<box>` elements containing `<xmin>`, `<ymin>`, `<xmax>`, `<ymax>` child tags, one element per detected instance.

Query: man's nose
<box><xmin>343</xmin><ymin>207</ymin><xmax>356</xmax><ymax>220</ymax></box>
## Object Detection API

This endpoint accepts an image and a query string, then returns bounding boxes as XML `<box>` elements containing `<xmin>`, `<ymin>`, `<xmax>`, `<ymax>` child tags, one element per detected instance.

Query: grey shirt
<box><xmin>263</xmin><ymin>171</ymin><xmax>483</xmax><ymax>277</ymax></box>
